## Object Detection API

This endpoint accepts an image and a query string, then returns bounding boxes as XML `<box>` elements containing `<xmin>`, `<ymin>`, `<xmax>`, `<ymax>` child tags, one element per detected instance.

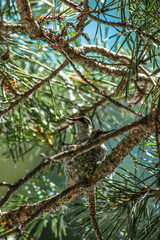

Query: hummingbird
<box><xmin>63</xmin><ymin>116</ymin><xmax>114</xmax><ymax>240</ymax></box>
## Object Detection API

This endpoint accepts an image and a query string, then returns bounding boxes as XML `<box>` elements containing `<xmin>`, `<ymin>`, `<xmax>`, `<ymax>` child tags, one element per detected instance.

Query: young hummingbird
<box><xmin>63</xmin><ymin>116</ymin><xmax>114</xmax><ymax>240</ymax></box>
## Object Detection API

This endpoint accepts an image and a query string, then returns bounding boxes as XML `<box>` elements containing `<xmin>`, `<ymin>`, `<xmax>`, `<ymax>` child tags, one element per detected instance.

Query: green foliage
<box><xmin>0</xmin><ymin>0</ymin><xmax>160</xmax><ymax>239</ymax></box>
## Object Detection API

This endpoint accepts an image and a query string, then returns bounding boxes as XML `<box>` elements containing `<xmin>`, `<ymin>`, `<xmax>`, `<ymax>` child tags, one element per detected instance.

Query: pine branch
<box><xmin>109</xmin><ymin>188</ymin><xmax>160</xmax><ymax>206</ymax></box>
<box><xmin>0</xmin><ymin>4</ymin><xmax>157</xmax><ymax>89</ymax></box>
<box><xmin>1</xmin><ymin>108</ymin><xmax>158</xmax><ymax>208</ymax></box>
<box><xmin>2</xmin><ymin>2</ymin><xmax>154</xmax><ymax>86</ymax></box>
<box><xmin>0</xmin><ymin>60</ymin><xmax>68</xmax><ymax>117</ymax></box>
<box><xmin>0</xmin><ymin>1</ymin><xmax>159</xmax><ymax>238</ymax></box>
<box><xmin>2</xmin><ymin>21</ymin><xmax>155</xmax><ymax>84</ymax></box>
<box><xmin>67</xmin><ymin>0</ymin><xmax>89</xmax><ymax>43</ymax></box>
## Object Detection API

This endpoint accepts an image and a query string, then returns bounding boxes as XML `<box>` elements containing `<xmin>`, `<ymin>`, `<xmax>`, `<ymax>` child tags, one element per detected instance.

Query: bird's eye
<box><xmin>79</xmin><ymin>117</ymin><xmax>88</xmax><ymax>124</ymax></box>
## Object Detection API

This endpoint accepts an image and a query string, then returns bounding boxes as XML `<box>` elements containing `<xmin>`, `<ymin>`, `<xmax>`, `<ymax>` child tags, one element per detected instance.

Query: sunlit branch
<box><xmin>64</xmin><ymin>45</ymin><xmax>155</xmax><ymax>84</ymax></box>
<box><xmin>79</xmin><ymin>45</ymin><xmax>154</xmax><ymax>81</ymax></box>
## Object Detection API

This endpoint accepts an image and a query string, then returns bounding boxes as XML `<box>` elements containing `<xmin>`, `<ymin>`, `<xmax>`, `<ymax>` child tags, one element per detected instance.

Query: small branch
<box><xmin>0</xmin><ymin>60</ymin><xmax>68</xmax><ymax>117</ymax></box>
<box><xmin>67</xmin><ymin>0</ymin><xmax>89</xmax><ymax>43</ymax></box>
<box><xmin>0</xmin><ymin>182</ymin><xmax>12</xmax><ymax>188</ymax></box>
<box><xmin>109</xmin><ymin>188</ymin><xmax>160</xmax><ymax>207</ymax></box>
<box><xmin>2</xmin><ymin>22</ymin><xmax>26</xmax><ymax>34</ymax></box>
<box><xmin>140</xmin><ymin>53</ymin><xmax>160</xmax><ymax>64</ymax></box>
<box><xmin>61</xmin><ymin>48</ymin><xmax>144</xmax><ymax>117</ymax></box>
<box><xmin>87</xmin><ymin>17</ymin><xmax>160</xmax><ymax>45</ymax></box>
<box><xmin>89</xmin><ymin>188</ymin><xmax>103</xmax><ymax>240</ymax></box>
<box><xmin>79</xmin><ymin>45</ymin><xmax>133</xmax><ymax>63</ymax></box>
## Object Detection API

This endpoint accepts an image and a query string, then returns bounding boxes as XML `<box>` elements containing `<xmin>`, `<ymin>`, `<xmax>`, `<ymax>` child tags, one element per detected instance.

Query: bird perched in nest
<box><xmin>62</xmin><ymin>116</ymin><xmax>114</xmax><ymax>240</ymax></box>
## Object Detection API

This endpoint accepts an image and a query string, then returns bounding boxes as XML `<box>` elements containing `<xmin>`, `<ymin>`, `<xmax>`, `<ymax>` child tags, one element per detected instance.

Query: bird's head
<box><xmin>64</xmin><ymin>116</ymin><xmax>92</xmax><ymax>142</ymax></box>
<box><xmin>74</xmin><ymin>116</ymin><xmax>92</xmax><ymax>130</ymax></box>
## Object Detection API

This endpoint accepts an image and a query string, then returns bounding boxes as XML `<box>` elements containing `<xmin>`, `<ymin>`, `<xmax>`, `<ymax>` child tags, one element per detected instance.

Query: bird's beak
<box><xmin>63</xmin><ymin>116</ymin><xmax>78</xmax><ymax>122</ymax></box>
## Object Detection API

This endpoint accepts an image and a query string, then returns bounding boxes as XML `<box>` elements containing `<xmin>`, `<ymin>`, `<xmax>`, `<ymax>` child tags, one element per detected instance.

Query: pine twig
<box><xmin>64</xmin><ymin>45</ymin><xmax>153</xmax><ymax>83</ymax></box>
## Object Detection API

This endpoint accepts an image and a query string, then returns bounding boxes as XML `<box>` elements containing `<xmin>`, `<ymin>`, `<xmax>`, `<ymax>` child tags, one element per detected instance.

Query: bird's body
<box><xmin>63</xmin><ymin>116</ymin><xmax>109</xmax><ymax>240</ymax></box>
<box><xmin>63</xmin><ymin>116</ymin><xmax>107</xmax><ymax>186</ymax></box>
<box><xmin>64</xmin><ymin>144</ymin><xmax>107</xmax><ymax>186</ymax></box>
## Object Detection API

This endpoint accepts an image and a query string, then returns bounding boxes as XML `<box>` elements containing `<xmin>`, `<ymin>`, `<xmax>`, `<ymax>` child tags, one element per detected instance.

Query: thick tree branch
<box><xmin>0</xmin><ymin>17</ymin><xmax>156</xmax><ymax>87</ymax></box>
<box><xmin>64</xmin><ymin>45</ymin><xmax>154</xmax><ymax>84</ymax></box>
<box><xmin>6</xmin><ymin>2</ymin><xmax>153</xmax><ymax>85</ymax></box>
<box><xmin>0</xmin><ymin>20</ymin><xmax>154</xmax><ymax>83</ymax></box>
<box><xmin>15</xmin><ymin>0</ymin><xmax>42</xmax><ymax>38</ymax></box>
<box><xmin>79</xmin><ymin>45</ymin><xmax>155</xmax><ymax>82</ymax></box>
